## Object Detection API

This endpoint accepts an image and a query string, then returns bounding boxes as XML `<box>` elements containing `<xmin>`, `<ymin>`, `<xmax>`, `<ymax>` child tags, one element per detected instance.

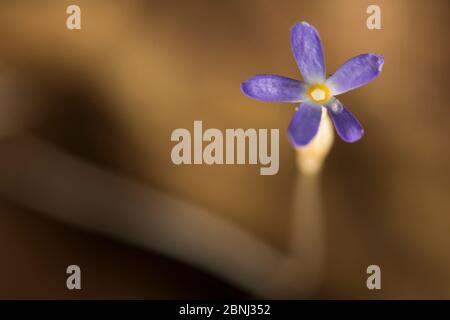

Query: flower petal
<box><xmin>290</xmin><ymin>22</ymin><xmax>326</xmax><ymax>83</ymax></box>
<box><xmin>288</xmin><ymin>102</ymin><xmax>322</xmax><ymax>146</ymax></box>
<box><xmin>241</xmin><ymin>75</ymin><xmax>307</xmax><ymax>102</ymax></box>
<box><xmin>325</xmin><ymin>98</ymin><xmax>364</xmax><ymax>143</ymax></box>
<box><xmin>326</xmin><ymin>53</ymin><xmax>384</xmax><ymax>95</ymax></box>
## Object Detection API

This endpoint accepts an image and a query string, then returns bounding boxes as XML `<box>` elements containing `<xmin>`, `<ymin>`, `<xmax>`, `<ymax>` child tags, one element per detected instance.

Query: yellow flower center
<box><xmin>307</xmin><ymin>83</ymin><xmax>330</xmax><ymax>104</ymax></box>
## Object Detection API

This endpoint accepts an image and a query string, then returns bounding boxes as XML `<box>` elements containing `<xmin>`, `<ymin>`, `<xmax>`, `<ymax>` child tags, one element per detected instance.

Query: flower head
<box><xmin>241</xmin><ymin>21</ymin><xmax>384</xmax><ymax>146</ymax></box>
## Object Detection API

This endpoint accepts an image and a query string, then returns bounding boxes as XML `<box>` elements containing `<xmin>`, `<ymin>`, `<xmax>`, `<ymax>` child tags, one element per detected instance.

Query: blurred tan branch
<box><xmin>0</xmin><ymin>135</ymin><xmax>324</xmax><ymax>298</ymax></box>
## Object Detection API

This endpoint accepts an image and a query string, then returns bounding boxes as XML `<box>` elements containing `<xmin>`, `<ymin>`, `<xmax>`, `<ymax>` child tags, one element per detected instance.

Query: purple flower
<box><xmin>241</xmin><ymin>22</ymin><xmax>384</xmax><ymax>146</ymax></box>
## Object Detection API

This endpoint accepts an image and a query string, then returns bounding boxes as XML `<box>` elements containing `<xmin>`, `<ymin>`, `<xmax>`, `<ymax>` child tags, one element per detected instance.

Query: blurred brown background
<box><xmin>0</xmin><ymin>0</ymin><xmax>448</xmax><ymax>299</ymax></box>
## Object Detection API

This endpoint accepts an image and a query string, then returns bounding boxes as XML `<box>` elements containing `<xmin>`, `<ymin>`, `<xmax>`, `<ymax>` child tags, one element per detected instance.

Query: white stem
<box><xmin>295</xmin><ymin>108</ymin><xmax>334</xmax><ymax>176</ymax></box>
